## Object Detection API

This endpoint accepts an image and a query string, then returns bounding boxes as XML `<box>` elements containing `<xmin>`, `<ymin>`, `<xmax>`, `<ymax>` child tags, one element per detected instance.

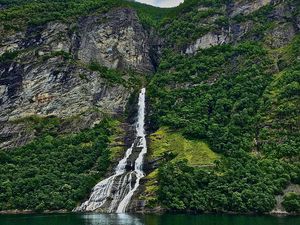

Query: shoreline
<box><xmin>0</xmin><ymin>209</ymin><xmax>68</xmax><ymax>215</ymax></box>
<box><xmin>0</xmin><ymin>209</ymin><xmax>299</xmax><ymax>217</ymax></box>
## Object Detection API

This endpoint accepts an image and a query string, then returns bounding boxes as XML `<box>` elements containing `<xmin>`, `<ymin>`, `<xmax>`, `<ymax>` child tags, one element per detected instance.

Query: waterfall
<box><xmin>75</xmin><ymin>88</ymin><xmax>147</xmax><ymax>213</ymax></box>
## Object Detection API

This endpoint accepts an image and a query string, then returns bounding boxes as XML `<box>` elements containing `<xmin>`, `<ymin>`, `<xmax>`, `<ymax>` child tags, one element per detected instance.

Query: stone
<box><xmin>265</xmin><ymin>23</ymin><xmax>296</xmax><ymax>48</ymax></box>
<box><xmin>229</xmin><ymin>0</ymin><xmax>272</xmax><ymax>18</ymax></box>
<box><xmin>186</xmin><ymin>31</ymin><xmax>230</xmax><ymax>54</ymax></box>
<box><xmin>0</xmin><ymin>8</ymin><xmax>159</xmax><ymax>149</ymax></box>
<box><xmin>77</xmin><ymin>8</ymin><xmax>156</xmax><ymax>73</ymax></box>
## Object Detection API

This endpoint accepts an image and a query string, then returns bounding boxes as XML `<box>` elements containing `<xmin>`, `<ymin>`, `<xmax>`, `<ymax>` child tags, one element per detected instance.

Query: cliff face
<box><xmin>77</xmin><ymin>8</ymin><xmax>157</xmax><ymax>73</ymax></box>
<box><xmin>0</xmin><ymin>8</ymin><xmax>158</xmax><ymax>149</ymax></box>
<box><xmin>185</xmin><ymin>0</ymin><xmax>299</xmax><ymax>53</ymax></box>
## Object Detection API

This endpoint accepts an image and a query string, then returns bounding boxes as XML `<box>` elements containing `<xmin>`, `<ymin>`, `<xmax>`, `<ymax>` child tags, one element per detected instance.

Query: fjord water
<box><xmin>0</xmin><ymin>213</ymin><xmax>299</xmax><ymax>225</ymax></box>
<box><xmin>76</xmin><ymin>88</ymin><xmax>147</xmax><ymax>213</ymax></box>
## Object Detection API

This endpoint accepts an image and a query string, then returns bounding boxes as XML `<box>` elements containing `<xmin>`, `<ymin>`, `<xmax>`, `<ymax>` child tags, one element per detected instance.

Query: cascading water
<box><xmin>75</xmin><ymin>88</ymin><xmax>147</xmax><ymax>213</ymax></box>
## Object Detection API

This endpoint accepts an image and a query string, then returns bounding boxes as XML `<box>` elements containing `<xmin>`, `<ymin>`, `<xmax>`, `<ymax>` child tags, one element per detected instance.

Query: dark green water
<box><xmin>0</xmin><ymin>213</ymin><xmax>299</xmax><ymax>225</ymax></box>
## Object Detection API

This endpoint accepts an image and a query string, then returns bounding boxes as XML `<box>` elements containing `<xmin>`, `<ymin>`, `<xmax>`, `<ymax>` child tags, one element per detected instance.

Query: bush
<box><xmin>283</xmin><ymin>193</ymin><xmax>300</xmax><ymax>213</ymax></box>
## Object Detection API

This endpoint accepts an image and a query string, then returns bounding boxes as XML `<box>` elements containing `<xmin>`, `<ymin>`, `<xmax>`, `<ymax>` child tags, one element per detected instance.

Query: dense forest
<box><xmin>0</xmin><ymin>0</ymin><xmax>170</xmax><ymax>31</ymax></box>
<box><xmin>0</xmin><ymin>117</ymin><xmax>113</xmax><ymax>211</ymax></box>
<box><xmin>148</xmin><ymin>0</ymin><xmax>300</xmax><ymax>213</ymax></box>
<box><xmin>0</xmin><ymin>0</ymin><xmax>299</xmax><ymax>214</ymax></box>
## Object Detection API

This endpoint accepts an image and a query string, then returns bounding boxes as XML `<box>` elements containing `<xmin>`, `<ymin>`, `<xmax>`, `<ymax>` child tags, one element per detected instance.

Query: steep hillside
<box><xmin>0</xmin><ymin>0</ymin><xmax>160</xmax><ymax>212</ymax></box>
<box><xmin>146</xmin><ymin>0</ymin><xmax>300</xmax><ymax>214</ymax></box>
<box><xmin>0</xmin><ymin>0</ymin><xmax>299</xmax><ymax>214</ymax></box>
<box><xmin>0</xmin><ymin>1</ymin><xmax>160</xmax><ymax>149</ymax></box>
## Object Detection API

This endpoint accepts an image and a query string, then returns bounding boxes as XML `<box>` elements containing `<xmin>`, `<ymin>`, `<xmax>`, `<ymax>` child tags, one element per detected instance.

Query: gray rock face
<box><xmin>185</xmin><ymin>0</ymin><xmax>273</xmax><ymax>54</ymax></box>
<box><xmin>77</xmin><ymin>8</ymin><xmax>156</xmax><ymax>73</ymax></box>
<box><xmin>0</xmin><ymin>54</ymin><xmax>131</xmax><ymax>148</ymax></box>
<box><xmin>185</xmin><ymin>30</ymin><xmax>230</xmax><ymax>54</ymax></box>
<box><xmin>0</xmin><ymin>8</ymin><xmax>158</xmax><ymax>149</ymax></box>
<box><xmin>0</xmin><ymin>58</ymin><xmax>129</xmax><ymax>120</ymax></box>
<box><xmin>229</xmin><ymin>0</ymin><xmax>272</xmax><ymax>17</ymax></box>
<box><xmin>185</xmin><ymin>0</ymin><xmax>299</xmax><ymax>54</ymax></box>
<box><xmin>0</xmin><ymin>32</ymin><xmax>24</xmax><ymax>57</ymax></box>
<box><xmin>230</xmin><ymin>21</ymin><xmax>254</xmax><ymax>43</ymax></box>
<box><xmin>265</xmin><ymin>23</ymin><xmax>296</xmax><ymax>48</ymax></box>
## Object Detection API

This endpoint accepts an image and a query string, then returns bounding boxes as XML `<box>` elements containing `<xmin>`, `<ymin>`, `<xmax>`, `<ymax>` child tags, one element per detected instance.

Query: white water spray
<box><xmin>116</xmin><ymin>88</ymin><xmax>147</xmax><ymax>213</ymax></box>
<box><xmin>75</xmin><ymin>88</ymin><xmax>147</xmax><ymax>213</ymax></box>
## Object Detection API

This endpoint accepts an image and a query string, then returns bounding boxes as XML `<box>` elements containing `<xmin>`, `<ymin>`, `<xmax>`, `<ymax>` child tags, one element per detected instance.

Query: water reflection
<box><xmin>82</xmin><ymin>213</ymin><xmax>144</xmax><ymax>225</ymax></box>
<box><xmin>0</xmin><ymin>213</ymin><xmax>300</xmax><ymax>225</ymax></box>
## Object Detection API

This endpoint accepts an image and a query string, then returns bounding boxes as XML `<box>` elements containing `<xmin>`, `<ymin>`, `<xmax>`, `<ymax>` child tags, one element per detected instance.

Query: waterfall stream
<box><xmin>75</xmin><ymin>88</ymin><xmax>147</xmax><ymax>213</ymax></box>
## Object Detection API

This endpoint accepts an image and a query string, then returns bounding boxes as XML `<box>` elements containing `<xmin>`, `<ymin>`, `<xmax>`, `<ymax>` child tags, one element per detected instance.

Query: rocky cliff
<box><xmin>185</xmin><ymin>0</ymin><xmax>299</xmax><ymax>53</ymax></box>
<box><xmin>0</xmin><ymin>7</ymin><xmax>159</xmax><ymax>149</ymax></box>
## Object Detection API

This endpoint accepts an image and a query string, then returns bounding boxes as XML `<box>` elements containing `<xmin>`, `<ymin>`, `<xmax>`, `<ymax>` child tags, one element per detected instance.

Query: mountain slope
<box><xmin>146</xmin><ymin>0</ymin><xmax>300</xmax><ymax>214</ymax></box>
<box><xmin>0</xmin><ymin>0</ymin><xmax>299</xmax><ymax>214</ymax></box>
<box><xmin>0</xmin><ymin>0</ymin><xmax>159</xmax><ymax>212</ymax></box>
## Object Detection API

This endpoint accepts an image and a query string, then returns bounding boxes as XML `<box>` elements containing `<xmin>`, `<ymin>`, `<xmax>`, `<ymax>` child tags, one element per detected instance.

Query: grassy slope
<box><xmin>149</xmin><ymin>127</ymin><xmax>218</xmax><ymax>166</ymax></box>
<box><xmin>141</xmin><ymin>128</ymin><xmax>218</xmax><ymax>208</ymax></box>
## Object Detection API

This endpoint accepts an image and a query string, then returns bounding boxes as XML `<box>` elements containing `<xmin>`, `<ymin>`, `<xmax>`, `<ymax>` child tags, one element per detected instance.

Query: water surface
<box><xmin>0</xmin><ymin>213</ymin><xmax>299</xmax><ymax>225</ymax></box>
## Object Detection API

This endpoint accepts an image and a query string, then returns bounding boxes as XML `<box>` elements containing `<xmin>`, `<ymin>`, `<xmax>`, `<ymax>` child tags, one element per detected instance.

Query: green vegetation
<box><xmin>283</xmin><ymin>192</ymin><xmax>300</xmax><ymax>213</ymax></box>
<box><xmin>108</xmin><ymin>120</ymin><xmax>126</xmax><ymax>161</ymax></box>
<box><xmin>149</xmin><ymin>127</ymin><xmax>218</xmax><ymax>166</ymax></box>
<box><xmin>125</xmin><ymin>1</ymin><xmax>172</xmax><ymax>29</ymax></box>
<box><xmin>158</xmin><ymin>156</ymin><xmax>296</xmax><ymax>213</ymax></box>
<box><xmin>159</xmin><ymin>0</ymin><xmax>225</xmax><ymax>48</ymax></box>
<box><xmin>0</xmin><ymin>0</ymin><xmax>121</xmax><ymax>30</ymax></box>
<box><xmin>149</xmin><ymin>42</ymin><xmax>274</xmax><ymax>155</ymax></box>
<box><xmin>41</xmin><ymin>51</ymin><xmax>72</xmax><ymax>62</ymax></box>
<box><xmin>258</xmin><ymin>36</ymin><xmax>300</xmax><ymax>158</ymax></box>
<box><xmin>88</xmin><ymin>61</ymin><xmax>125</xmax><ymax>84</ymax></box>
<box><xmin>0</xmin><ymin>116</ymin><xmax>114</xmax><ymax>211</ymax></box>
<box><xmin>0</xmin><ymin>0</ymin><xmax>171</xmax><ymax>32</ymax></box>
<box><xmin>88</xmin><ymin>61</ymin><xmax>143</xmax><ymax>87</ymax></box>
<box><xmin>141</xmin><ymin>127</ymin><xmax>218</xmax><ymax>208</ymax></box>
<box><xmin>0</xmin><ymin>0</ymin><xmax>299</xmax><ymax>214</ymax></box>
<box><xmin>0</xmin><ymin>50</ymin><xmax>20</xmax><ymax>63</ymax></box>
<box><xmin>147</xmin><ymin>0</ymin><xmax>300</xmax><ymax>214</ymax></box>
<box><xmin>141</xmin><ymin>170</ymin><xmax>159</xmax><ymax>208</ymax></box>
<box><xmin>151</xmin><ymin>39</ymin><xmax>300</xmax><ymax>213</ymax></box>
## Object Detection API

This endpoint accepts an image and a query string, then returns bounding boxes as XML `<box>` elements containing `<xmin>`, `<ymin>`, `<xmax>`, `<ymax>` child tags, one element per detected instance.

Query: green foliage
<box><xmin>125</xmin><ymin>1</ymin><xmax>171</xmax><ymax>29</ymax></box>
<box><xmin>88</xmin><ymin>61</ymin><xmax>125</xmax><ymax>84</ymax></box>
<box><xmin>149</xmin><ymin>42</ymin><xmax>273</xmax><ymax>154</ymax></box>
<box><xmin>0</xmin><ymin>117</ymin><xmax>113</xmax><ymax>211</ymax></box>
<box><xmin>258</xmin><ymin>36</ymin><xmax>300</xmax><ymax>158</ymax></box>
<box><xmin>159</xmin><ymin>0</ymin><xmax>224</xmax><ymax>49</ymax></box>
<box><xmin>41</xmin><ymin>51</ymin><xmax>72</xmax><ymax>62</ymax></box>
<box><xmin>0</xmin><ymin>50</ymin><xmax>20</xmax><ymax>63</ymax></box>
<box><xmin>283</xmin><ymin>192</ymin><xmax>300</xmax><ymax>213</ymax></box>
<box><xmin>148</xmin><ymin>2</ymin><xmax>300</xmax><ymax>214</ymax></box>
<box><xmin>0</xmin><ymin>0</ymin><xmax>172</xmax><ymax>31</ymax></box>
<box><xmin>87</xmin><ymin>61</ymin><xmax>142</xmax><ymax>87</ymax></box>
<box><xmin>0</xmin><ymin>0</ymin><xmax>122</xmax><ymax>30</ymax></box>
<box><xmin>149</xmin><ymin>128</ymin><xmax>218</xmax><ymax>166</ymax></box>
<box><xmin>158</xmin><ymin>156</ymin><xmax>295</xmax><ymax>213</ymax></box>
<box><xmin>1</xmin><ymin>0</ymin><xmax>299</xmax><ymax>215</ymax></box>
